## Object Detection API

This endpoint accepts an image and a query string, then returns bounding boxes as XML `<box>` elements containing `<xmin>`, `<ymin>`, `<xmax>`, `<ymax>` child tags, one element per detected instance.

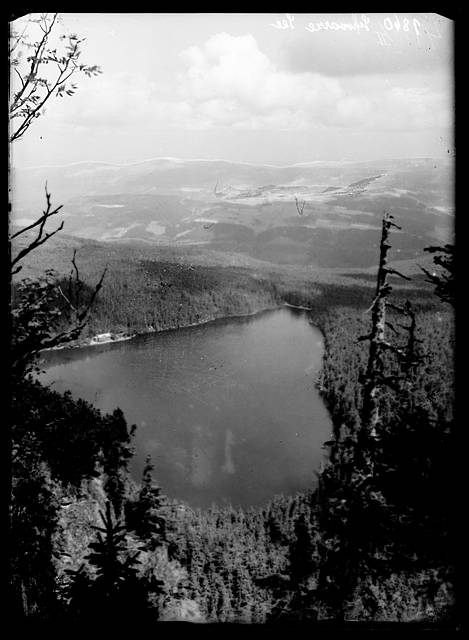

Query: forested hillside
<box><xmin>12</xmin><ymin>230</ymin><xmax>438</xmax><ymax>344</ymax></box>
<box><xmin>9</xmin><ymin>10</ymin><xmax>456</xmax><ymax>627</ymax></box>
<box><xmin>10</xmin><ymin>231</ymin><xmax>456</xmax><ymax>623</ymax></box>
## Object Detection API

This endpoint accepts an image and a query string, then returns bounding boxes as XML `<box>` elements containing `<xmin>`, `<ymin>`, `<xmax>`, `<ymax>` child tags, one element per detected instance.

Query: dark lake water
<box><xmin>39</xmin><ymin>308</ymin><xmax>333</xmax><ymax>509</ymax></box>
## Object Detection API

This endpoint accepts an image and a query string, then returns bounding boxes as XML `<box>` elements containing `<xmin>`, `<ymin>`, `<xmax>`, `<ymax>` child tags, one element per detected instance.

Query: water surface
<box><xmin>39</xmin><ymin>308</ymin><xmax>333</xmax><ymax>508</ymax></box>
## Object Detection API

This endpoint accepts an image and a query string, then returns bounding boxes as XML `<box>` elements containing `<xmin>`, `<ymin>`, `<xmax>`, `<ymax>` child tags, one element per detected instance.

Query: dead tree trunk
<box><xmin>389</xmin><ymin>300</ymin><xmax>425</xmax><ymax>378</ymax></box>
<box><xmin>359</xmin><ymin>212</ymin><xmax>410</xmax><ymax>439</ymax></box>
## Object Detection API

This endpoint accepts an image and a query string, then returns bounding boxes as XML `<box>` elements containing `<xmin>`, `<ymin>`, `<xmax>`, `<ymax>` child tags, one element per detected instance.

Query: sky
<box><xmin>10</xmin><ymin>12</ymin><xmax>454</xmax><ymax>167</ymax></box>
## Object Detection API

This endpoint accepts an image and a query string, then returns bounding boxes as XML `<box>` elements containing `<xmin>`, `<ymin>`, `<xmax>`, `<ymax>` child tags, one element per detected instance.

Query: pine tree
<box><xmin>67</xmin><ymin>501</ymin><xmax>157</xmax><ymax>620</ymax></box>
<box><xmin>86</xmin><ymin>502</ymin><xmax>142</xmax><ymax>604</ymax></box>
<box><xmin>315</xmin><ymin>213</ymin><xmax>415</xmax><ymax>620</ymax></box>
<box><xmin>420</xmin><ymin>244</ymin><xmax>455</xmax><ymax>306</ymax></box>
<box><xmin>125</xmin><ymin>455</ymin><xmax>166</xmax><ymax>551</ymax></box>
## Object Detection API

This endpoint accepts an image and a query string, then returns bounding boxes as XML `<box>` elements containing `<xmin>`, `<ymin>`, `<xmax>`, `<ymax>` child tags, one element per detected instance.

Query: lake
<box><xmin>39</xmin><ymin>307</ymin><xmax>333</xmax><ymax>509</ymax></box>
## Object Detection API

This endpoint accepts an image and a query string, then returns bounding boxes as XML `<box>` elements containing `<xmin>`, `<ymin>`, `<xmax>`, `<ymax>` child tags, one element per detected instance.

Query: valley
<box><xmin>9</xmin><ymin>8</ymin><xmax>457</xmax><ymax>625</ymax></box>
<box><xmin>10</xmin><ymin>161</ymin><xmax>455</xmax><ymax>623</ymax></box>
<box><xmin>11</xmin><ymin>156</ymin><xmax>453</xmax><ymax>269</ymax></box>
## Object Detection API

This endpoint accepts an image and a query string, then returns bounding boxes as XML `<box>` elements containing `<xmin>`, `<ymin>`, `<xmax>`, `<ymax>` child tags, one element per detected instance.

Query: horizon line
<box><xmin>10</xmin><ymin>154</ymin><xmax>453</xmax><ymax>171</ymax></box>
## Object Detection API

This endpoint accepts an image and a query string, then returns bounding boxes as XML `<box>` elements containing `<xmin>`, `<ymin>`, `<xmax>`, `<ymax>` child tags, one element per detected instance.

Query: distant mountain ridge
<box><xmin>10</xmin><ymin>156</ymin><xmax>454</xmax><ymax>269</ymax></box>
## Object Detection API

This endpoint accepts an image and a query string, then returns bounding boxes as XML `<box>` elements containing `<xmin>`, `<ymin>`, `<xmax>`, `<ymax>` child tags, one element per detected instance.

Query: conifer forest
<box><xmin>9</xmin><ymin>11</ymin><xmax>458</xmax><ymax>629</ymax></box>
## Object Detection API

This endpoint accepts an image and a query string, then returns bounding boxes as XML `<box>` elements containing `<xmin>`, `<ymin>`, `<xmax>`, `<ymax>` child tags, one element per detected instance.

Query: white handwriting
<box><xmin>269</xmin><ymin>14</ymin><xmax>438</xmax><ymax>46</ymax></box>
<box><xmin>305</xmin><ymin>14</ymin><xmax>370</xmax><ymax>33</ymax></box>
<box><xmin>269</xmin><ymin>13</ymin><xmax>295</xmax><ymax>30</ymax></box>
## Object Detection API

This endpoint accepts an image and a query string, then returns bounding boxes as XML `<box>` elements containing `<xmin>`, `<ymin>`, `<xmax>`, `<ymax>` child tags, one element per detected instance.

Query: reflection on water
<box><xmin>39</xmin><ymin>308</ymin><xmax>333</xmax><ymax>508</ymax></box>
<box><xmin>221</xmin><ymin>429</ymin><xmax>235</xmax><ymax>475</ymax></box>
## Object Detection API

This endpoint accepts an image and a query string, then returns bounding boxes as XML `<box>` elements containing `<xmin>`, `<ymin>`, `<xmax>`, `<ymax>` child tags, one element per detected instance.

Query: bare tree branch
<box><xmin>295</xmin><ymin>196</ymin><xmax>306</xmax><ymax>216</ymax></box>
<box><xmin>10</xmin><ymin>184</ymin><xmax>64</xmax><ymax>272</ymax></box>
<box><xmin>70</xmin><ymin>249</ymin><xmax>84</xmax><ymax>310</ymax></box>
<box><xmin>11</xmin><ymin>258</ymin><xmax>108</xmax><ymax>376</ymax></box>
<box><xmin>384</xmin><ymin>267</ymin><xmax>411</xmax><ymax>281</ymax></box>
<box><xmin>10</xmin><ymin>184</ymin><xmax>63</xmax><ymax>239</ymax></box>
<box><xmin>78</xmin><ymin>267</ymin><xmax>107</xmax><ymax>323</ymax></box>
<box><xmin>11</xmin><ymin>222</ymin><xmax>65</xmax><ymax>273</ymax></box>
<box><xmin>14</xmin><ymin>67</ymin><xmax>26</xmax><ymax>90</ymax></box>
<box><xmin>56</xmin><ymin>284</ymin><xmax>77</xmax><ymax>313</ymax></box>
<box><xmin>385</xmin><ymin>321</ymin><xmax>400</xmax><ymax>335</ymax></box>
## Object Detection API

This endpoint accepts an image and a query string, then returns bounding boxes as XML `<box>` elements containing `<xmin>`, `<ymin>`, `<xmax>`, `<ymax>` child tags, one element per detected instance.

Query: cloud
<box><xmin>40</xmin><ymin>31</ymin><xmax>452</xmax><ymax>136</ymax></box>
<box><xmin>177</xmin><ymin>33</ymin><xmax>344</xmax><ymax>129</ymax></box>
<box><xmin>175</xmin><ymin>32</ymin><xmax>451</xmax><ymax>132</ymax></box>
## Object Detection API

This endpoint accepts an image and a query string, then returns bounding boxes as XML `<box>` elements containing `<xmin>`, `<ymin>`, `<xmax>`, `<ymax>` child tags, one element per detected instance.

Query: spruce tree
<box><xmin>67</xmin><ymin>501</ymin><xmax>155</xmax><ymax>620</ymax></box>
<box><xmin>125</xmin><ymin>455</ymin><xmax>166</xmax><ymax>551</ymax></box>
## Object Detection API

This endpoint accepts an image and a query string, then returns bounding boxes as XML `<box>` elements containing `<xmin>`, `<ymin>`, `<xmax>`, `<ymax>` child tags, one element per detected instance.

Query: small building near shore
<box><xmin>90</xmin><ymin>332</ymin><xmax>112</xmax><ymax>344</ymax></box>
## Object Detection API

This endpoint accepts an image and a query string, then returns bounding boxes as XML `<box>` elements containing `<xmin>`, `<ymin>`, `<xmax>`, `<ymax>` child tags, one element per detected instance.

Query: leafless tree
<box><xmin>10</xmin><ymin>183</ymin><xmax>64</xmax><ymax>276</ymax></box>
<box><xmin>358</xmin><ymin>212</ymin><xmax>410</xmax><ymax>439</ymax></box>
<box><xmin>295</xmin><ymin>196</ymin><xmax>306</xmax><ymax>216</ymax></box>
<box><xmin>388</xmin><ymin>300</ymin><xmax>426</xmax><ymax>377</ymax></box>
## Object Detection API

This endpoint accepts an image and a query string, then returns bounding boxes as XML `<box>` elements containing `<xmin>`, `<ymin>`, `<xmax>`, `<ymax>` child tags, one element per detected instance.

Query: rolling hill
<box><xmin>10</xmin><ymin>156</ymin><xmax>454</xmax><ymax>269</ymax></box>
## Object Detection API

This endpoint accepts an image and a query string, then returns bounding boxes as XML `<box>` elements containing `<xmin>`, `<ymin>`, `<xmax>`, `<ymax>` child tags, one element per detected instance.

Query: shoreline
<box><xmin>41</xmin><ymin>303</ymin><xmax>293</xmax><ymax>354</ymax></box>
<box><xmin>42</xmin><ymin>332</ymin><xmax>136</xmax><ymax>352</ymax></box>
<box><xmin>283</xmin><ymin>302</ymin><xmax>312</xmax><ymax>311</ymax></box>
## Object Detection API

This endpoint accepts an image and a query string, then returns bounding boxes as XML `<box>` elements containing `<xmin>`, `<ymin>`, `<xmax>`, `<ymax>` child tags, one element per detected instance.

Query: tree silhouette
<box><xmin>125</xmin><ymin>455</ymin><xmax>167</xmax><ymax>551</ymax></box>
<box><xmin>9</xmin><ymin>12</ymin><xmax>101</xmax><ymax>142</ymax></box>
<box><xmin>358</xmin><ymin>212</ymin><xmax>410</xmax><ymax>440</ymax></box>
<box><xmin>66</xmin><ymin>501</ymin><xmax>157</xmax><ymax>620</ymax></box>
<box><xmin>9</xmin><ymin>11</ymin><xmax>106</xmax><ymax>376</ymax></box>
<box><xmin>8</xmin><ymin>13</ymin><xmax>105</xmax><ymax>619</ymax></box>
<box><xmin>420</xmin><ymin>244</ymin><xmax>455</xmax><ymax>307</ymax></box>
<box><xmin>11</xmin><ymin>257</ymin><xmax>107</xmax><ymax>380</ymax></box>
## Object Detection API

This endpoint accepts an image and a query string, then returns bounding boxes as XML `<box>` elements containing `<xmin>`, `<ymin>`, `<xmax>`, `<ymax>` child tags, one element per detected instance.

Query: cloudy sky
<box><xmin>10</xmin><ymin>12</ymin><xmax>454</xmax><ymax>167</ymax></box>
